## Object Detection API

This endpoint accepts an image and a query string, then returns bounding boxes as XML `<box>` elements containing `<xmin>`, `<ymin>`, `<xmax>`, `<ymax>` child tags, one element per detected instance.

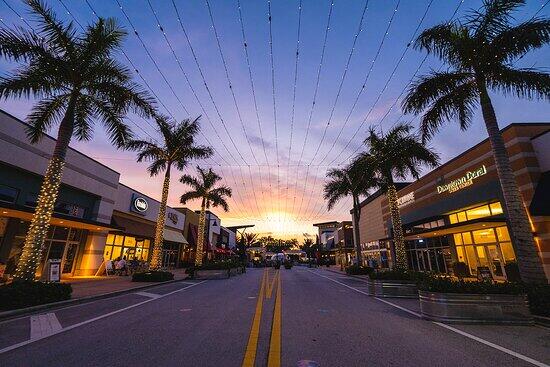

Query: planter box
<box><xmin>419</xmin><ymin>290</ymin><xmax>533</xmax><ymax>325</ymax></box>
<box><xmin>367</xmin><ymin>279</ymin><xmax>418</xmax><ymax>299</ymax></box>
<box><xmin>195</xmin><ymin>269</ymin><xmax>230</xmax><ymax>279</ymax></box>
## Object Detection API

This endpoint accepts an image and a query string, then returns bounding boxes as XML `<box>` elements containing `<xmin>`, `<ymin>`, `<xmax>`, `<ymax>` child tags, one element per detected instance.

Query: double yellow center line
<box><xmin>242</xmin><ymin>268</ymin><xmax>282</xmax><ymax>367</ymax></box>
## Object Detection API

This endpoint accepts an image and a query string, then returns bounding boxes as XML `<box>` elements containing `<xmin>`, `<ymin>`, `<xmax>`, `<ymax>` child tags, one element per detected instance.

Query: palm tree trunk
<box><xmin>386</xmin><ymin>183</ymin><xmax>407</xmax><ymax>270</ymax></box>
<box><xmin>14</xmin><ymin>102</ymin><xmax>75</xmax><ymax>281</ymax></box>
<box><xmin>149</xmin><ymin>163</ymin><xmax>171</xmax><ymax>270</ymax></box>
<box><xmin>478</xmin><ymin>85</ymin><xmax>546</xmax><ymax>283</ymax></box>
<box><xmin>352</xmin><ymin>195</ymin><xmax>363</xmax><ymax>267</ymax></box>
<box><xmin>195</xmin><ymin>198</ymin><xmax>207</xmax><ymax>266</ymax></box>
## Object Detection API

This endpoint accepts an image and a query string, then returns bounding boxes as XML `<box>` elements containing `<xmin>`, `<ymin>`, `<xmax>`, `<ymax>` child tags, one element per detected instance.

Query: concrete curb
<box><xmin>0</xmin><ymin>277</ymin><xmax>189</xmax><ymax>322</ymax></box>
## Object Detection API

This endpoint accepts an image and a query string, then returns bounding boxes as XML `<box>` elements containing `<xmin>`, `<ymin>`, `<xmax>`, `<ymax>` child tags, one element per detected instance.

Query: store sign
<box><xmin>397</xmin><ymin>192</ymin><xmax>415</xmax><ymax>208</ymax></box>
<box><xmin>167</xmin><ymin>212</ymin><xmax>179</xmax><ymax>225</ymax></box>
<box><xmin>131</xmin><ymin>194</ymin><xmax>149</xmax><ymax>215</ymax></box>
<box><xmin>437</xmin><ymin>165</ymin><xmax>487</xmax><ymax>194</ymax></box>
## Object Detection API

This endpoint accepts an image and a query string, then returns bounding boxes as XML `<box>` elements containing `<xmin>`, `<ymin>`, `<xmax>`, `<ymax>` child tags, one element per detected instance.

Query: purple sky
<box><xmin>1</xmin><ymin>0</ymin><xmax>549</xmax><ymax>240</ymax></box>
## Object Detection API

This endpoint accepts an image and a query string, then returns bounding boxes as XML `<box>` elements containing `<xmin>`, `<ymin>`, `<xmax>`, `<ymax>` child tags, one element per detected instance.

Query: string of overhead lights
<box><xmin>112</xmin><ymin>0</ymin><xmax>190</xmax><ymax>116</ymax></box>
<box><xmin>307</xmin><ymin>0</ymin><xmax>371</xmax><ymax>165</ymax></box>
<box><xmin>65</xmin><ymin>0</ymin><xmax>258</xmax><ymax>219</ymax></box>
<box><xmin>145</xmin><ymin>0</ymin><xmax>261</xmax><ymax>219</ymax></box>
<box><xmin>283</xmin><ymin>0</ymin><xmax>303</xmax><ymax>228</ymax></box>
<box><xmin>266</xmin><ymin>0</ymin><xmax>281</xmax><ymax>218</ymax></box>
<box><xmin>170</xmin><ymin>0</ymin><xmax>265</xmax><ymax>218</ymax></box>
<box><xmin>297</xmin><ymin>0</ymin><xmax>400</xmax><ymax>222</ymax></box>
<box><xmin>204</xmin><ymin>0</ymin><xmax>264</xmax><ymax>219</ymax></box>
<box><xmin>309</xmin><ymin>0</ymin><xmax>468</xmax><ymax>222</ymax></box>
<box><xmin>292</xmin><ymin>0</ymin><xmax>335</xmax><ymax>223</ymax></box>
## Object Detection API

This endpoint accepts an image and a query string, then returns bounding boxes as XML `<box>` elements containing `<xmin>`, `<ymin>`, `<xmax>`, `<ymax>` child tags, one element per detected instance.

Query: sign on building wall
<box><xmin>167</xmin><ymin>212</ymin><xmax>179</xmax><ymax>225</ymax></box>
<box><xmin>397</xmin><ymin>192</ymin><xmax>415</xmax><ymax>208</ymax></box>
<box><xmin>130</xmin><ymin>193</ymin><xmax>149</xmax><ymax>215</ymax></box>
<box><xmin>437</xmin><ymin>165</ymin><xmax>487</xmax><ymax>194</ymax></box>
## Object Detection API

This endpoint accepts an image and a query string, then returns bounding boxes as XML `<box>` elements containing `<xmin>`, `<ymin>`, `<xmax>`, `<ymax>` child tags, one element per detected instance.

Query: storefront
<box><xmin>0</xmin><ymin>110</ymin><xmax>120</xmax><ymax>279</ymax></box>
<box><xmin>107</xmin><ymin>184</ymin><xmax>187</xmax><ymax>269</ymax></box>
<box><xmin>357</xmin><ymin>123</ymin><xmax>550</xmax><ymax>282</ymax></box>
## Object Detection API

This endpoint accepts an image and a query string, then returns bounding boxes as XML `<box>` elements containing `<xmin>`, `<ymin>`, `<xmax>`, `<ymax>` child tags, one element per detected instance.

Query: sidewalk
<box><xmin>63</xmin><ymin>268</ymin><xmax>188</xmax><ymax>299</ymax></box>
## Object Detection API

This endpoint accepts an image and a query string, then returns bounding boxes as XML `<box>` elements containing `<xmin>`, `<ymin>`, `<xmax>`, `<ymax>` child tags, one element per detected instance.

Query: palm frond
<box><xmin>25</xmin><ymin>95</ymin><xmax>68</xmax><ymax>143</ymax></box>
<box><xmin>419</xmin><ymin>81</ymin><xmax>478</xmax><ymax>141</ymax></box>
<box><xmin>467</xmin><ymin>0</ymin><xmax>524</xmax><ymax>40</ymax></box>
<box><xmin>488</xmin><ymin>66</ymin><xmax>550</xmax><ymax>101</ymax></box>
<box><xmin>179</xmin><ymin>191</ymin><xmax>202</xmax><ymax>205</ymax></box>
<box><xmin>491</xmin><ymin>18</ymin><xmax>550</xmax><ymax>63</ymax></box>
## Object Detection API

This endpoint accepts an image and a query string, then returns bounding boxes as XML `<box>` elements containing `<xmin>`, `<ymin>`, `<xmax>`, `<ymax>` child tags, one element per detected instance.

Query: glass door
<box><xmin>62</xmin><ymin>243</ymin><xmax>79</xmax><ymax>274</ymax></box>
<box><xmin>486</xmin><ymin>245</ymin><xmax>506</xmax><ymax>280</ymax></box>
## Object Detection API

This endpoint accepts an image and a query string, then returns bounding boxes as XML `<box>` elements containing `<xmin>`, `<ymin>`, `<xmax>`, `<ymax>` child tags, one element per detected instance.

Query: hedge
<box><xmin>0</xmin><ymin>281</ymin><xmax>72</xmax><ymax>311</ymax></box>
<box><xmin>369</xmin><ymin>269</ymin><xmax>431</xmax><ymax>282</ymax></box>
<box><xmin>345</xmin><ymin>265</ymin><xmax>373</xmax><ymax>276</ymax></box>
<box><xmin>132</xmin><ymin>271</ymin><xmax>174</xmax><ymax>282</ymax></box>
<box><xmin>418</xmin><ymin>277</ymin><xmax>525</xmax><ymax>294</ymax></box>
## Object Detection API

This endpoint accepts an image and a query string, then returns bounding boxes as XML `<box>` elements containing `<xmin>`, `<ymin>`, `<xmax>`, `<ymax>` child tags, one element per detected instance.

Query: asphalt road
<box><xmin>0</xmin><ymin>267</ymin><xmax>549</xmax><ymax>367</ymax></box>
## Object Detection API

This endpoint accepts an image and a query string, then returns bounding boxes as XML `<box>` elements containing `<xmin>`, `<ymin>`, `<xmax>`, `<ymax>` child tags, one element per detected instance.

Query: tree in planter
<box><xmin>402</xmin><ymin>0</ymin><xmax>550</xmax><ymax>283</ymax></box>
<box><xmin>127</xmin><ymin>116</ymin><xmax>212</xmax><ymax>270</ymax></box>
<box><xmin>358</xmin><ymin>123</ymin><xmax>439</xmax><ymax>270</ymax></box>
<box><xmin>179</xmin><ymin>167</ymin><xmax>232</xmax><ymax>266</ymax></box>
<box><xmin>0</xmin><ymin>0</ymin><xmax>155</xmax><ymax>281</ymax></box>
<box><xmin>323</xmin><ymin>158</ymin><xmax>377</xmax><ymax>267</ymax></box>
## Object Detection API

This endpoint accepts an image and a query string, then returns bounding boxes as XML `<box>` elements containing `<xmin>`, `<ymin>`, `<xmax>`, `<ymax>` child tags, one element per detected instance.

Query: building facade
<box><xmin>356</xmin><ymin>123</ymin><xmax>550</xmax><ymax>282</ymax></box>
<box><xmin>0</xmin><ymin>110</ymin><xmax>228</xmax><ymax>279</ymax></box>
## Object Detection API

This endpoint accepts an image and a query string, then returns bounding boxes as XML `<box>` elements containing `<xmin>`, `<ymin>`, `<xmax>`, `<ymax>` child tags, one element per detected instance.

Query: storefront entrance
<box><xmin>453</xmin><ymin>226</ymin><xmax>515</xmax><ymax>280</ymax></box>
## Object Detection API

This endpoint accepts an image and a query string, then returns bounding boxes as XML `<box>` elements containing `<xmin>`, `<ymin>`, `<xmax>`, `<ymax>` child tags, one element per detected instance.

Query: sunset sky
<box><xmin>1</xmin><ymin>0</ymin><xmax>549</xmax><ymax>241</ymax></box>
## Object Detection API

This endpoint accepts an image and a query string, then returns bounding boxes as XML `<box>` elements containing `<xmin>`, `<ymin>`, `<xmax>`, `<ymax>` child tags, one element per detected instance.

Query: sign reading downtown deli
<box><xmin>437</xmin><ymin>165</ymin><xmax>487</xmax><ymax>194</ymax></box>
<box><xmin>130</xmin><ymin>193</ymin><xmax>149</xmax><ymax>215</ymax></box>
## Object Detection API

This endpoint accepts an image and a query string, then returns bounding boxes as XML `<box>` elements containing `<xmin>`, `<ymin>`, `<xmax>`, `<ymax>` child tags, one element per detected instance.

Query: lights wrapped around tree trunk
<box><xmin>14</xmin><ymin>157</ymin><xmax>65</xmax><ymax>281</ymax></box>
<box><xmin>149</xmin><ymin>168</ymin><xmax>171</xmax><ymax>270</ymax></box>
<box><xmin>195</xmin><ymin>201</ymin><xmax>207</xmax><ymax>267</ymax></box>
<box><xmin>387</xmin><ymin>184</ymin><xmax>407</xmax><ymax>270</ymax></box>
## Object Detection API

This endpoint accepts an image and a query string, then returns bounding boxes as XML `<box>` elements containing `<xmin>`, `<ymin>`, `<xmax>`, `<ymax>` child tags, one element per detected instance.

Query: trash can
<box><xmin>46</xmin><ymin>259</ymin><xmax>62</xmax><ymax>282</ymax></box>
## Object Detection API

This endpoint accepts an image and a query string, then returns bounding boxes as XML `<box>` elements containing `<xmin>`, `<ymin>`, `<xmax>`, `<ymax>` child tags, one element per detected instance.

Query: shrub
<box><xmin>132</xmin><ymin>271</ymin><xmax>174</xmax><ymax>282</ymax></box>
<box><xmin>0</xmin><ymin>281</ymin><xmax>72</xmax><ymax>311</ymax></box>
<box><xmin>418</xmin><ymin>277</ymin><xmax>525</xmax><ymax>294</ymax></box>
<box><xmin>345</xmin><ymin>265</ymin><xmax>374</xmax><ymax>276</ymax></box>
<box><xmin>452</xmin><ymin>262</ymin><xmax>470</xmax><ymax>278</ymax></box>
<box><xmin>369</xmin><ymin>269</ymin><xmax>431</xmax><ymax>282</ymax></box>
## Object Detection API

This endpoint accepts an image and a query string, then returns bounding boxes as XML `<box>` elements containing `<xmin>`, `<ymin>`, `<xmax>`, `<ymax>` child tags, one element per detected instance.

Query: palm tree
<box><xmin>244</xmin><ymin>233</ymin><xmax>258</xmax><ymax>247</ymax></box>
<box><xmin>180</xmin><ymin>167</ymin><xmax>232</xmax><ymax>266</ymax></box>
<box><xmin>358</xmin><ymin>123</ymin><xmax>439</xmax><ymax>270</ymax></box>
<box><xmin>0</xmin><ymin>0</ymin><xmax>155</xmax><ymax>281</ymax></box>
<box><xmin>324</xmin><ymin>159</ymin><xmax>377</xmax><ymax>266</ymax></box>
<box><xmin>127</xmin><ymin>115</ymin><xmax>212</xmax><ymax>270</ymax></box>
<box><xmin>402</xmin><ymin>0</ymin><xmax>550</xmax><ymax>282</ymax></box>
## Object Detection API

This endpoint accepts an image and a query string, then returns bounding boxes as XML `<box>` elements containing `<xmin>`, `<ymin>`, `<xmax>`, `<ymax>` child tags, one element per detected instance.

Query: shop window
<box><xmin>472</xmin><ymin>229</ymin><xmax>497</xmax><ymax>244</ymax></box>
<box><xmin>453</xmin><ymin>233</ymin><xmax>463</xmax><ymax>245</ymax></box>
<box><xmin>462</xmin><ymin>232</ymin><xmax>473</xmax><ymax>245</ymax></box>
<box><xmin>106</xmin><ymin>233</ymin><xmax>115</xmax><ymax>245</ymax></box>
<box><xmin>103</xmin><ymin>245</ymin><xmax>113</xmax><ymax>260</ymax></box>
<box><xmin>52</xmin><ymin>226</ymin><xmax>70</xmax><ymax>240</ymax></box>
<box><xmin>500</xmin><ymin>242</ymin><xmax>516</xmax><ymax>262</ymax></box>
<box><xmin>437</xmin><ymin>219</ymin><xmax>445</xmax><ymax>227</ymax></box>
<box><xmin>0</xmin><ymin>184</ymin><xmax>18</xmax><ymax>203</ymax></box>
<box><xmin>114</xmin><ymin>235</ymin><xmax>124</xmax><ymax>246</ymax></box>
<box><xmin>465</xmin><ymin>246</ymin><xmax>478</xmax><ymax>274</ymax></box>
<box><xmin>111</xmin><ymin>246</ymin><xmax>122</xmax><ymax>260</ymax></box>
<box><xmin>124</xmin><ymin>236</ymin><xmax>136</xmax><ymax>247</ymax></box>
<box><xmin>466</xmin><ymin>205</ymin><xmax>491</xmax><ymax>220</ymax></box>
<box><xmin>456</xmin><ymin>246</ymin><xmax>466</xmax><ymax>263</ymax></box>
<box><xmin>490</xmin><ymin>202</ymin><xmax>503</xmax><ymax>215</ymax></box>
<box><xmin>457</xmin><ymin>211</ymin><xmax>467</xmax><ymax>222</ymax></box>
<box><xmin>449</xmin><ymin>214</ymin><xmax>458</xmax><ymax>224</ymax></box>
<box><xmin>495</xmin><ymin>226</ymin><xmax>510</xmax><ymax>242</ymax></box>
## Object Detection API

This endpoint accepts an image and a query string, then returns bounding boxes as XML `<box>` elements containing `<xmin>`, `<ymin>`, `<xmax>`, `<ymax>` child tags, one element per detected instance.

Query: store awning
<box><xmin>164</xmin><ymin>227</ymin><xmax>188</xmax><ymax>244</ymax></box>
<box><xmin>403</xmin><ymin>218</ymin><xmax>507</xmax><ymax>240</ymax></box>
<box><xmin>111</xmin><ymin>214</ymin><xmax>155</xmax><ymax>238</ymax></box>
